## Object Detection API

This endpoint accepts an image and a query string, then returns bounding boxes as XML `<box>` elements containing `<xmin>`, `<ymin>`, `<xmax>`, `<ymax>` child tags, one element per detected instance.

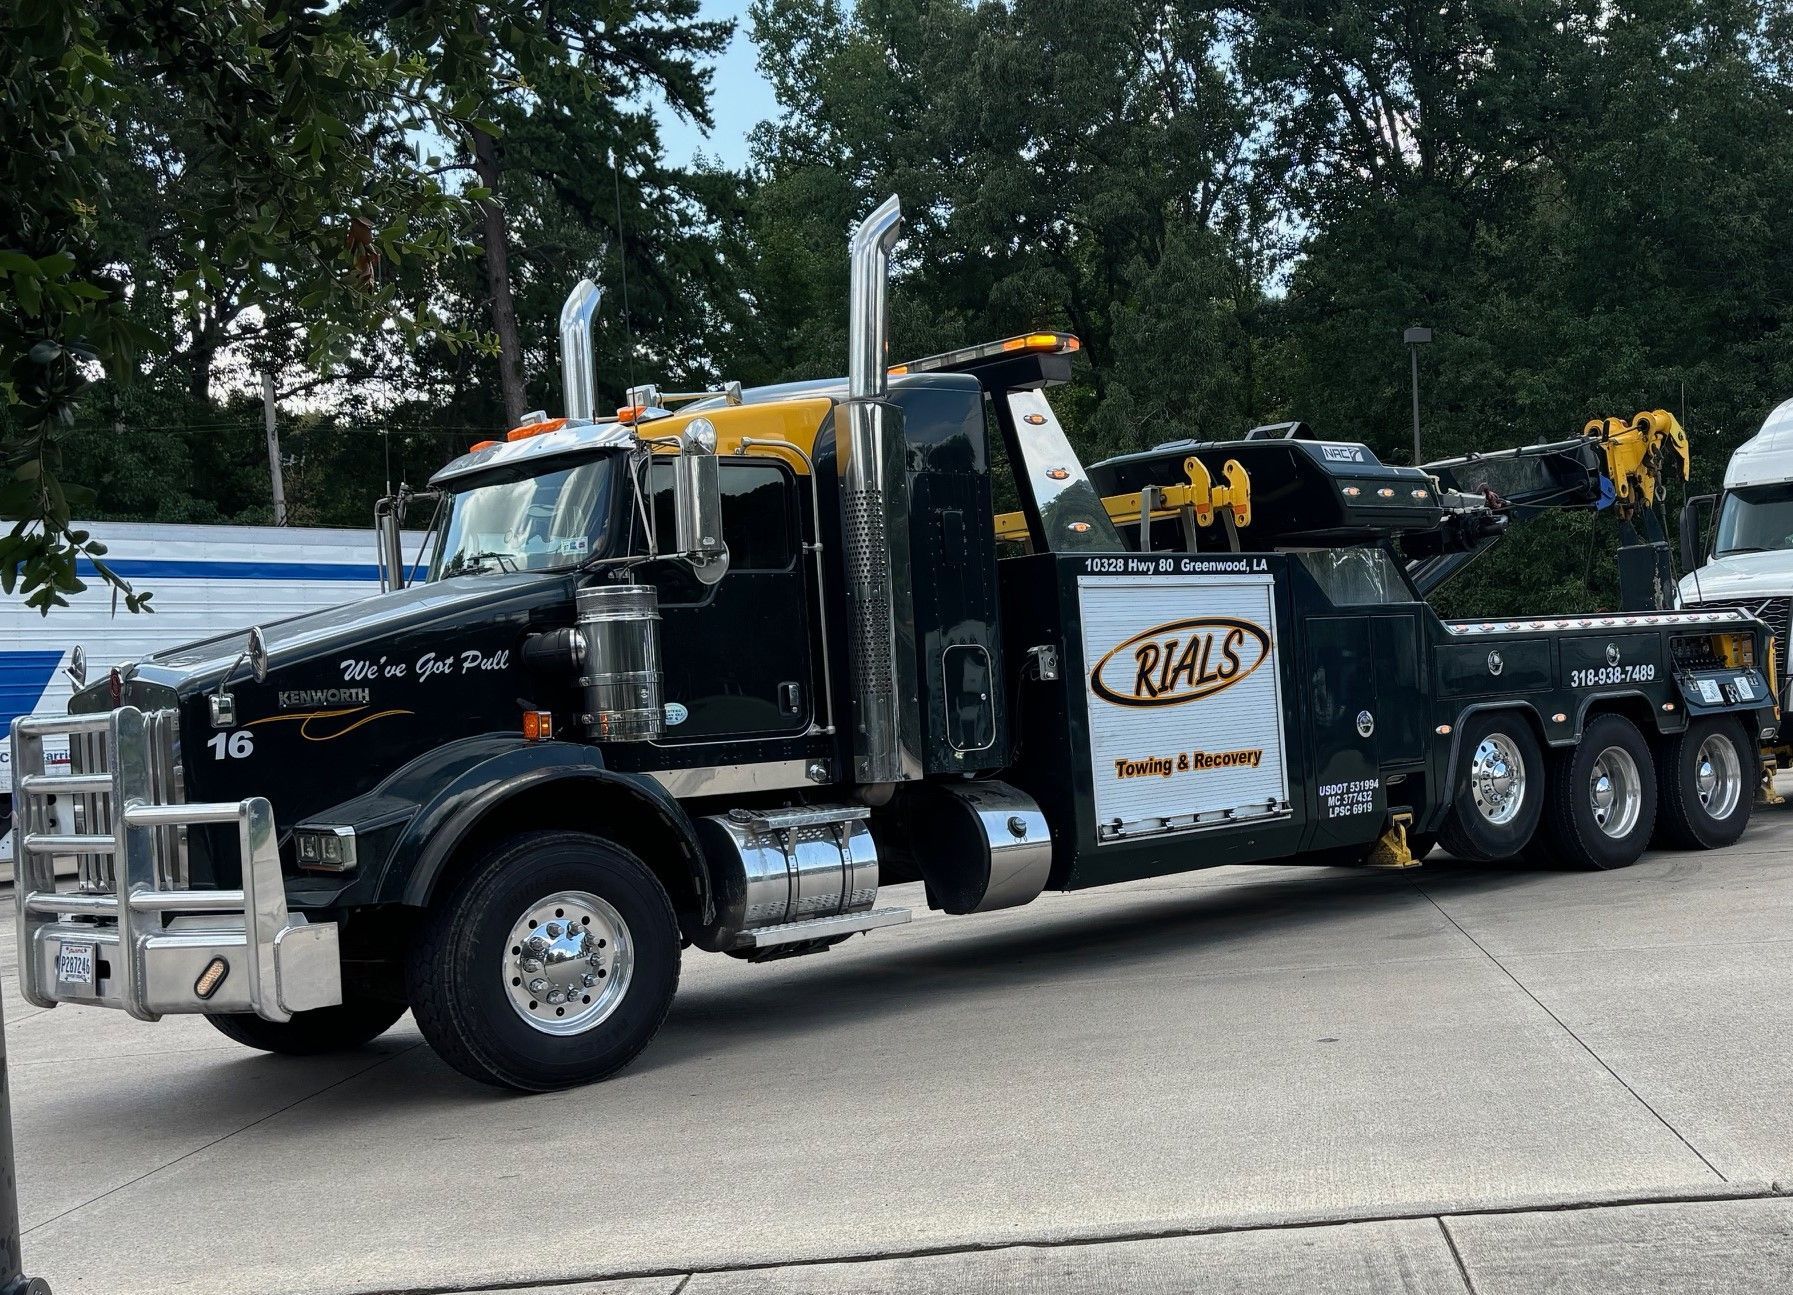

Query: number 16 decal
<box><xmin>207</xmin><ymin>731</ymin><xmax>255</xmax><ymax>760</ymax></box>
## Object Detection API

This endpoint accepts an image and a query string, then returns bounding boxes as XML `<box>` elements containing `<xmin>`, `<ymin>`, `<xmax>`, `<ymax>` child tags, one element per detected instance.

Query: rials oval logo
<box><xmin>1090</xmin><ymin>617</ymin><xmax>1271</xmax><ymax>707</ymax></box>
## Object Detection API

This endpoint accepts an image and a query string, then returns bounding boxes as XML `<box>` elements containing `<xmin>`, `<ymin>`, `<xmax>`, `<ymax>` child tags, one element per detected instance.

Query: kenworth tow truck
<box><xmin>12</xmin><ymin>198</ymin><xmax>1778</xmax><ymax>1090</ymax></box>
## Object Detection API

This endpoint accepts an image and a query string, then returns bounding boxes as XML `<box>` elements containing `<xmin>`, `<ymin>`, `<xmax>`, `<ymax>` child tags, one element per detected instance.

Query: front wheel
<box><xmin>406</xmin><ymin>830</ymin><xmax>681</xmax><ymax>1092</ymax></box>
<box><xmin>1539</xmin><ymin>713</ymin><xmax>1659</xmax><ymax>870</ymax></box>
<box><xmin>207</xmin><ymin>997</ymin><xmax>406</xmax><ymax>1055</ymax></box>
<box><xmin>1655</xmin><ymin>716</ymin><xmax>1756</xmax><ymax>849</ymax></box>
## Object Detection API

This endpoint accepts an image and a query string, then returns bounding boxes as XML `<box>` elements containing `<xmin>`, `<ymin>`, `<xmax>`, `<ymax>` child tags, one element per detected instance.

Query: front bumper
<box><xmin>11</xmin><ymin>706</ymin><xmax>341</xmax><ymax>1022</ymax></box>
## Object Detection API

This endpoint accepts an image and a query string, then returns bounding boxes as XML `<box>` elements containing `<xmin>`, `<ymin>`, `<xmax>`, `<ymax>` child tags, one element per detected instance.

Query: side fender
<box><xmin>358</xmin><ymin>737</ymin><xmax>707</xmax><ymax>919</ymax></box>
<box><xmin>1432</xmin><ymin>701</ymin><xmax>1548</xmax><ymax>833</ymax></box>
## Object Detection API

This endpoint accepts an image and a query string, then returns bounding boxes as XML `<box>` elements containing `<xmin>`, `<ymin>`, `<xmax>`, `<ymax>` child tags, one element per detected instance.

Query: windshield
<box><xmin>433</xmin><ymin>454</ymin><xmax>624</xmax><ymax>579</ymax></box>
<box><xmin>1714</xmin><ymin>483</ymin><xmax>1793</xmax><ymax>556</ymax></box>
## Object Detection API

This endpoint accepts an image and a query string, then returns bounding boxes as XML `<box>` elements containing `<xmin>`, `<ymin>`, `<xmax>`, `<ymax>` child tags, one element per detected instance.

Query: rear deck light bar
<box><xmin>889</xmin><ymin>332</ymin><xmax>1081</xmax><ymax>377</ymax></box>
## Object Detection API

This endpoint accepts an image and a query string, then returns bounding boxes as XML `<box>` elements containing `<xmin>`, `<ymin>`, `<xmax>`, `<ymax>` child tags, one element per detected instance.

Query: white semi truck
<box><xmin>1679</xmin><ymin>397</ymin><xmax>1793</xmax><ymax>734</ymax></box>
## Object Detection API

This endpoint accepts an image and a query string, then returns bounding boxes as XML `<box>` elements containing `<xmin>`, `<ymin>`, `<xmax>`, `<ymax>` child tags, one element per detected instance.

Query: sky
<box><xmin>656</xmin><ymin>0</ymin><xmax>780</xmax><ymax>169</ymax></box>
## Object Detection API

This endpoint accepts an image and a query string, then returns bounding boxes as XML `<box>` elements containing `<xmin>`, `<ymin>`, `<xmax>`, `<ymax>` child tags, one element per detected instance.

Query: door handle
<box><xmin>778</xmin><ymin>681</ymin><xmax>803</xmax><ymax>714</ymax></box>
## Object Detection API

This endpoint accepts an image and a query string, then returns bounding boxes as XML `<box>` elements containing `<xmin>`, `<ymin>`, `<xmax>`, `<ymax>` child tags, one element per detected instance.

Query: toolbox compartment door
<box><xmin>1302</xmin><ymin>616</ymin><xmax>1386</xmax><ymax>847</ymax></box>
<box><xmin>1075</xmin><ymin>568</ymin><xmax>1293</xmax><ymax>843</ymax></box>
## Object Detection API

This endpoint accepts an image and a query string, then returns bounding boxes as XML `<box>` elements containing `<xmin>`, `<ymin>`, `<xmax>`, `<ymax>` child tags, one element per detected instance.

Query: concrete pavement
<box><xmin>7</xmin><ymin>797</ymin><xmax>1793</xmax><ymax>1293</ymax></box>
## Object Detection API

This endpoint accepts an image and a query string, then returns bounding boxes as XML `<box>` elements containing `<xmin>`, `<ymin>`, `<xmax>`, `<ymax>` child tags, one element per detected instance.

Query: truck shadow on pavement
<box><xmin>638</xmin><ymin>853</ymin><xmax>1607</xmax><ymax>1070</ymax></box>
<box><xmin>132</xmin><ymin>844</ymin><xmax>1740</xmax><ymax>1104</ymax></box>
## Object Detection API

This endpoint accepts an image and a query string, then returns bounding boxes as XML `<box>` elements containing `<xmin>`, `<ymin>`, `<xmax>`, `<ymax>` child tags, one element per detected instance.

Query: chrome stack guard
<box><xmin>11</xmin><ymin>706</ymin><xmax>341</xmax><ymax>1022</ymax></box>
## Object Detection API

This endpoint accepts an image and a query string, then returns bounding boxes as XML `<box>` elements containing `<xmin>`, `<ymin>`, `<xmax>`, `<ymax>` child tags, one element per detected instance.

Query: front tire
<box><xmin>406</xmin><ymin>830</ymin><xmax>681</xmax><ymax>1092</ymax></box>
<box><xmin>207</xmin><ymin>998</ymin><xmax>406</xmax><ymax>1056</ymax></box>
<box><xmin>1438</xmin><ymin>713</ymin><xmax>1545</xmax><ymax>860</ymax></box>
<box><xmin>1539</xmin><ymin>713</ymin><xmax>1658</xmax><ymax>870</ymax></box>
<box><xmin>1655</xmin><ymin>716</ymin><xmax>1756</xmax><ymax>849</ymax></box>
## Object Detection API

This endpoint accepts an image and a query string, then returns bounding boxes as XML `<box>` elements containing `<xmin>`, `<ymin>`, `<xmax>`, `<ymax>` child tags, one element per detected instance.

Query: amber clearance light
<box><xmin>890</xmin><ymin>332</ymin><xmax>1082</xmax><ymax>377</ymax></box>
<box><xmin>507</xmin><ymin>416</ymin><xmax>568</xmax><ymax>443</ymax></box>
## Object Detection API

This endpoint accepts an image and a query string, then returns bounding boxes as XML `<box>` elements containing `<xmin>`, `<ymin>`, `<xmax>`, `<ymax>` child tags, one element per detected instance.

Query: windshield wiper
<box><xmin>1718</xmin><ymin>545</ymin><xmax>1773</xmax><ymax>555</ymax></box>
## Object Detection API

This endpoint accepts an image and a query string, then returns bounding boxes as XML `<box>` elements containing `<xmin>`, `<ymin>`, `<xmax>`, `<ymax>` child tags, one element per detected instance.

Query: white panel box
<box><xmin>1077</xmin><ymin>573</ymin><xmax>1292</xmax><ymax>842</ymax></box>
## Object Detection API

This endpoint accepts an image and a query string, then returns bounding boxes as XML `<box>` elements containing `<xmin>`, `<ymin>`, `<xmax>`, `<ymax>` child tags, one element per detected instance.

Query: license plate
<box><xmin>56</xmin><ymin>941</ymin><xmax>96</xmax><ymax>991</ymax></box>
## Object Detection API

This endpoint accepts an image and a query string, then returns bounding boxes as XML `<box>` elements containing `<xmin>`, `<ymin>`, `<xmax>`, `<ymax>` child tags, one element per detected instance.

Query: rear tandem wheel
<box><xmin>1654</xmin><ymin>714</ymin><xmax>1756</xmax><ymax>850</ymax></box>
<box><xmin>1438</xmin><ymin>712</ymin><xmax>1545</xmax><ymax>861</ymax></box>
<box><xmin>1538</xmin><ymin>713</ymin><xmax>1659</xmax><ymax>870</ymax></box>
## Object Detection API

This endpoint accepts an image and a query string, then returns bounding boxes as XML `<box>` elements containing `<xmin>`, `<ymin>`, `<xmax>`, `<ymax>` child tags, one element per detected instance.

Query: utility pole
<box><xmin>0</xmin><ymin>993</ymin><xmax>51</xmax><ymax>1295</ymax></box>
<box><xmin>262</xmin><ymin>373</ymin><xmax>287</xmax><ymax>525</ymax></box>
<box><xmin>1404</xmin><ymin>326</ymin><xmax>1433</xmax><ymax>465</ymax></box>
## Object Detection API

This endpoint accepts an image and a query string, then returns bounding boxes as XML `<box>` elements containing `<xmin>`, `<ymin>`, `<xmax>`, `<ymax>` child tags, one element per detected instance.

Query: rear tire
<box><xmin>207</xmin><ymin>998</ymin><xmax>406</xmax><ymax>1056</ymax></box>
<box><xmin>1655</xmin><ymin>716</ymin><xmax>1756</xmax><ymax>849</ymax></box>
<box><xmin>1539</xmin><ymin>713</ymin><xmax>1658</xmax><ymax>870</ymax></box>
<box><xmin>406</xmin><ymin>830</ymin><xmax>681</xmax><ymax>1092</ymax></box>
<box><xmin>1438</xmin><ymin>713</ymin><xmax>1545</xmax><ymax>860</ymax></box>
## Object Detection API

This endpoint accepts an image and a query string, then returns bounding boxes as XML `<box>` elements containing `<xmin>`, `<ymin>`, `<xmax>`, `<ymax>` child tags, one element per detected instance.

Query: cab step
<box><xmin>739</xmin><ymin>906</ymin><xmax>912</xmax><ymax>949</ymax></box>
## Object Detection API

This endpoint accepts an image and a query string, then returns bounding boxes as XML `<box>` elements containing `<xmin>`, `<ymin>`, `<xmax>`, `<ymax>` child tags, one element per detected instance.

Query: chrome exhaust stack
<box><xmin>558</xmin><ymin>278</ymin><xmax>604</xmax><ymax>422</ymax></box>
<box><xmin>837</xmin><ymin>195</ymin><xmax>920</xmax><ymax>793</ymax></box>
<box><xmin>846</xmin><ymin>197</ymin><xmax>902</xmax><ymax>401</ymax></box>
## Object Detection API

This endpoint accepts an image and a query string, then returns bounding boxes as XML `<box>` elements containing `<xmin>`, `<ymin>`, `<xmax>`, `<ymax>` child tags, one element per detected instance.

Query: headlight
<box><xmin>294</xmin><ymin>826</ymin><xmax>358</xmax><ymax>872</ymax></box>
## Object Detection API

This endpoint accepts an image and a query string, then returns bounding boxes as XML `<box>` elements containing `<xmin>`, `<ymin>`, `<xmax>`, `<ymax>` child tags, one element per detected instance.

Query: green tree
<box><xmin>363</xmin><ymin>0</ymin><xmax>734</xmax><ymax>427</ymax></box>
<box><xmin>729</xmin><ymin>0</ymin><xmax>1271</xmax><ymax>435</ymax></box>
<box><xmin>1</xmin><ymin>0</ymin><xmax>477</xmax><ymax>612</ymax></box>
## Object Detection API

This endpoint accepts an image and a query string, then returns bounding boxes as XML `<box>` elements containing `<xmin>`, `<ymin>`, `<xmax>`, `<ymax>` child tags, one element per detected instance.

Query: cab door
<box><xmin>649</xmin><ymin>459</ymin><xmax>812</xmax><ymax>741</ymax></box>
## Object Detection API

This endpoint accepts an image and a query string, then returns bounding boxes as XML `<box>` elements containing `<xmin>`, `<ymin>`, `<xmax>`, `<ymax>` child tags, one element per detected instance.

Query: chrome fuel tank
<box><xmin>692</xmin><ymin>805</ymin><xmax>878</xmax><ymax>952</ymax></box>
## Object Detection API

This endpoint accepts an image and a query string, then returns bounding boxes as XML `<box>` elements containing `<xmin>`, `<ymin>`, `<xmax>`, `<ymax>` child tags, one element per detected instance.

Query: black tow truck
<box><xmin>11</xmin><ymin>197</ymin><xmax>1777</xmax><ymax>1089</ymax></box>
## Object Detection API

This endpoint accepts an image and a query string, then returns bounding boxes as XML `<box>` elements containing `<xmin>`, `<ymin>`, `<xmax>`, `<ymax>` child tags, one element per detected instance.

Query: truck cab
<box><xmin>12</xmin><ymin>197</ymin><xmax>1779</xmax><ymax>1092</ymax></box>
<box><xmin>1680</xmin><ymin>396</ymin><xmax>1793</xmax><ymax>728</ymax></box>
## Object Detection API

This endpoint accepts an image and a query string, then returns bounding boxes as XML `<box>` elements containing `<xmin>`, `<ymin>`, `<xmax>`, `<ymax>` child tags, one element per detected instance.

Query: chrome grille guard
<box><xmin>11</xmin><ymin>706</ymin><xmax>341</xmax><ymax>1022</ymax></box>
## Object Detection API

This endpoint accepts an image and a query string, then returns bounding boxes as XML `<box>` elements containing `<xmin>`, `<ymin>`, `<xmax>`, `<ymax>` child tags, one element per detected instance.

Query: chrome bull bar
<box><xmin>10</xmin><ymin>706</ymin><xmax>341</xmax><ymax>1022</ymax></box>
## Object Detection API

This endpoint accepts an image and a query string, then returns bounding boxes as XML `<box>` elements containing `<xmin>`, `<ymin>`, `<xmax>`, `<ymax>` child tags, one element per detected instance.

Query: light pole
<box><xmin>0</xmin><ymin>990</ymin><xmax>50</xmax><ymax>1295</ymax></box>
<box><xmin>1404</xmin><ymin>325</ymin><xmax>1433</xmax><ymax>465</ymax></box>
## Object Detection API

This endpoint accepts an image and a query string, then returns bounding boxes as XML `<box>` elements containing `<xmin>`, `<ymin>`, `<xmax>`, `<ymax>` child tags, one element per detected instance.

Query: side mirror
<box><xmin>247</xmin><ymin>625</ymin><xmax>270</xmax><ymax>683</ymax></box>
<box><xmin>65</xmin><ymin>645</ymin><xmax>87</xmax><ymax>689</ymax></box>
<box><xmin>1679</xmin><ymin>493</ymin><xmax>1715</xmax><ymax>573</ymax></box>
<box><xmin>673</xmin><ymin>418</ymin><xmax>729</xmax><ymax>585</ymax></box>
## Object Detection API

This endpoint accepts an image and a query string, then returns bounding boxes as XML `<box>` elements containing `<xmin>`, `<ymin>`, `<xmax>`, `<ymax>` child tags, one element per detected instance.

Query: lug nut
<box><xmin>546</xmin><ymin>922</ymin><xmax>562</xmax><ymax>938</ymax></box>
<box><xmin>582</xmin><ymin>972</ymin><xmax>598</xmax><ymax>988</ymax></box>
<box><xmin>529</xmin><ymin>978</ymin><xmax>548</xmax><ymax>994</ymax></box>
<box><xmin>547</xmin><ymin>990</ymin><xmax>564</xmax><ymax>1005</ymax></box>
<box><xmin>528</xmin><ymin>936</ymin><xmax>547</xmax><ymax>954</ymax></box>
<box><xmin>520</xmin><ymin>957</ymin><xmax>542</xmax><ymax>974</ymax></box>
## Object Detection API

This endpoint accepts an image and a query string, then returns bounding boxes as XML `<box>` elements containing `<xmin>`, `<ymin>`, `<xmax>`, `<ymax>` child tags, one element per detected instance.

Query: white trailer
<box><xmin>1</xmin><ymin>521</ymin><xmax>424</xmax><ymax>870</ymax></box>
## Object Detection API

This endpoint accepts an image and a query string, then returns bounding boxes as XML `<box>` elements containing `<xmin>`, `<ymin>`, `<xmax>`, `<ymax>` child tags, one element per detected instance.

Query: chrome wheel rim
<box><xmin>1588</xmin><ymin>746</ymin><xmax>1643</xmax><ymax>839</ymax></box>
<box><xmin>1694</xmin><ymin>734</ymin><xmax>1743</xmax><ymax>822</ymax></box>
<box><xmin>1470</xmin><ymin>734</ymin><xmax>1527</xmax><ymax>826</ymax></box>
<box><xmin>503</xmin><ymin>890</ymin><xmax>634</xmax><ymax>1036</ymax></box>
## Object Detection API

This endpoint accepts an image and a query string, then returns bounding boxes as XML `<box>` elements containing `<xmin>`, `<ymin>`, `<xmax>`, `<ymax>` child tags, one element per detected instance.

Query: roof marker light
<box><xmin>507</xmin><ymin>417</ymin><xmax>568</xmax><ymax>443</ymax></box>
